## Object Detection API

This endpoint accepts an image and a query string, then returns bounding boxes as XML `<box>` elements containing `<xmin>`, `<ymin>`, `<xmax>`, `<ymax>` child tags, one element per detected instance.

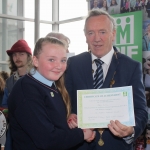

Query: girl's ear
<box><xmin>33</xmin><ymin>56</ymin><xmax>39</xmax><ymax>68</ymax></box>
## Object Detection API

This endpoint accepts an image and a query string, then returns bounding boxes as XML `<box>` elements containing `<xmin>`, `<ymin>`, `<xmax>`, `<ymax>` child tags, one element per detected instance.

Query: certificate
<box><xmin>77</xmin><ymin>86</ymin><xmax>135</xmax><ymax>128</ymax></box>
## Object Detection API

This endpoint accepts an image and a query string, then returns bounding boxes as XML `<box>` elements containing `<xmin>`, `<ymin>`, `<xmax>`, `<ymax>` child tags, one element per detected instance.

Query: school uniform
<box><xmin>8</xmin><ymin>71</ymin><xmax>84</xmax><ymax>150</ymax></box>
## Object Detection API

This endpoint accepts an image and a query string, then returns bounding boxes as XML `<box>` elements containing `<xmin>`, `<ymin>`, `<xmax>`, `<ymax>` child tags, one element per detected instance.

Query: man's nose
<box><xmin>94</xmin><ymin>33</ymin><xmax>101</xmax><ymax>42</ymax></box>
<box><xmin>17</xmin><ymin>54</ymin><xmax>22</xmax><ymax>59</ymax></box>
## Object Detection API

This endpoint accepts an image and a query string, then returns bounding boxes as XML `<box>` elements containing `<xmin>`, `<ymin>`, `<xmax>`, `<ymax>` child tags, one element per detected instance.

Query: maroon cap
<box><xmin>6</xmin><ymin>40</ymin><xmax>32</xmax><ymax>56</ymax></box>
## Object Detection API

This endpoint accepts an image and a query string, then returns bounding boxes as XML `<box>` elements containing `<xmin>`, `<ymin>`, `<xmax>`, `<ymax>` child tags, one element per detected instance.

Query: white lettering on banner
<box><xmin>116</xmin><ymin>46</ymin><xmax>138</xmax><ymax>58</ymax></box>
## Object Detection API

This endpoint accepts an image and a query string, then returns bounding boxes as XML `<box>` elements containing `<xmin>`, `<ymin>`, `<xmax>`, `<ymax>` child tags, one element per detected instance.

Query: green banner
<box><xmin>112</xmin><ymin>11</ymin><xmax>142</xmax><ymax>63</ymax></box>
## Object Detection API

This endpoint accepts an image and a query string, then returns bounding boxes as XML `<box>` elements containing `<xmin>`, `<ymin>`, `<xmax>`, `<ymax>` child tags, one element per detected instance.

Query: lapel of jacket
<box><xmin>102</xmin><ymin>46</ymin><xmax>120</xmax><ymax>88</ymax></box>
<box><xmin>82</xmin><ymin>52</ymin><xmax>93</xmax><ymax>89</ymax></box>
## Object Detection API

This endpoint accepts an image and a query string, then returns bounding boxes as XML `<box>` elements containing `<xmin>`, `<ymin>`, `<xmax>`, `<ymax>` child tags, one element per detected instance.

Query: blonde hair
<box><xmin>46</xmin><ymin>32</ymin><xmax>70</xmax><ymax>46</ymax></box>
<box><xmin>0</xmin><ymin>71</ymin><xmax>9</xmax><ymax>81</ymax></box>
<box><xmin>55</xmin><ymin>76</ymin><xmax>71</xmax><ymax>118</ymax></box>
<box><xmin>33</xmin><ymin>37</ymin><xmax>71</xmax><ymax>118</ymax></box>
<box><xmin>0</xmin><ymin>76</ymin><xmax>5</xmax><ymax>93</ymax></box>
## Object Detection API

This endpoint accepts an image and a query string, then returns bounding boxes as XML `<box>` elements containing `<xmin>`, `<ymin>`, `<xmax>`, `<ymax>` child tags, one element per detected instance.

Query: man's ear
<box><xmin>32</xmin><ymin>56</ymin><xmax>38</xmax><ymax>68</ymax></box>
<box><xmin>112</xmin><ymin>29</ymin><xmax>116</xmax><ymax>42</ymax></box>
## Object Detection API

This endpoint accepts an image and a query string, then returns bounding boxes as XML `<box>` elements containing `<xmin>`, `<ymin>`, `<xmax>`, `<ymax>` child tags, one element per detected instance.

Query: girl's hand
<box><xmin>83</xmin><ymin>129</ymin><xmax>96</xmax><ymax>142</ymax></box>
<box><xmin>67</xmin><ymin>114</ymin><xmax>78</xmax><ymax>129</ymax></box>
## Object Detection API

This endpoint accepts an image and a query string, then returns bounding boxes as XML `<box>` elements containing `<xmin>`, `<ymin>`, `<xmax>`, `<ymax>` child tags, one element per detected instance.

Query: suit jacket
<box><xmin>65</xmin><ymin>47</ymin><xmax>148</xmax><ymax>150</ymax></box>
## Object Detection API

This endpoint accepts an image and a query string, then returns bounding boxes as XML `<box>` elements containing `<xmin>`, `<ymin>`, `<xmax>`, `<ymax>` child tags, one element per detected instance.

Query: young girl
<box><xmin>101</xmin><ymin>0</ymin><xmax>108</xmax><ymax>11</ymax></box>
<box><xmin>7</xmin><ymin>37</ymin><xmax>95</xmax><ymax>150</ymax></box>
<box><xmin>110</xmin><ymin>0</ymin><xmax>118</xmax><ymax>6</ymax></box>
<box><xmin>0</xmin><ymin>76</ymin><xmax>5</xmax><ymax>105</ymax></box>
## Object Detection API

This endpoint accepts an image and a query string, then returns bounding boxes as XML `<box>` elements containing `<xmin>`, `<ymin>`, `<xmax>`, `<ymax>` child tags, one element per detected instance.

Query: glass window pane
<box><xmin>0</xmin><ymin>0</ymin><xmax>17</xmax><ymax>15</ymax></box>
<box><xmin>59</xmin><ymin>20</ymin><xmax>88</xmax><ymax>55</ymax></box>
<box><xmin>0</xmin><ymin>0</ymin><xmax>2</xmax><ymax>14</ymax></box>
<box><xmin>24</xmin><ymin>22</ymin><xmax>52</xmax><ymax>52</ymax></box>
<box><xmin>0</xmin><ymin>18</ymin><xmax>19</xmax><ymax>71</ymax></box>
<box><xmin>7</xmin><ymin>0</ymin><xmax>17</xmax><ymax>15</ymax></box>
<box><xmin>40</xmin><ymin>23</ymin><xmax>52</xmax><ymax>38</ymax></box>
<box><xmin>59</xmin><ymin>0</ymin><xmax>88</xmax><ymax>20</ymax></box>
<box><xmin>40</xmin><ymin>0</ymin><xmax>52</xmax><ymax>21</ymax></box>
<box><xmin>24</xmin><ymin>0</ymin><xmax>34</xmax><ymax>19</ymax></box>
<box><xmin>24</xmin><ymin>21</ymin><xmax>34</xmax><ymax>53</ymax></box>
<box><xmin>0</xmin><ymin>64</ymin><xmax>10</xmax><ymax>73</ymax></box>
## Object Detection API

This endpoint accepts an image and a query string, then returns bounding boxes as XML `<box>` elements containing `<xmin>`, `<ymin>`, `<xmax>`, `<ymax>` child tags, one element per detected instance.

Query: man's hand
<box><xmin>67</xmin><ymin>114</ymin><xmax>78</xmax><ymax>129</ymax></box>
<box><xmin>108</xmin><ymin>120</ymin><xmax>134</xmax><ymax>138</ymax></box>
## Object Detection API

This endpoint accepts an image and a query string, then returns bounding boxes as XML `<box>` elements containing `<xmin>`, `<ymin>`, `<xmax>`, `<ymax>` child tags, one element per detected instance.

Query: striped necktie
<box><xmin>93</xmin><ymin>59</ymin><xmax>104</xmax><ymax>89</ymax></box>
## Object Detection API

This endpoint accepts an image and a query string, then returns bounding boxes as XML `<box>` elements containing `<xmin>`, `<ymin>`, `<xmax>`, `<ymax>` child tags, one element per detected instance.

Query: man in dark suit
<box><xmin>65</xmin><ymin>9</ymin><xmax>148</xmax><ymax>150</ymax></box>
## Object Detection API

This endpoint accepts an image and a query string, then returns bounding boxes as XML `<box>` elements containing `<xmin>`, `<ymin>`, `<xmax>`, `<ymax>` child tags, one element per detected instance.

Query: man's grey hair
<box><xmin>84</xmin><ymin>9</ymin><xmax>116</xmax><ymax>33</ymax></box>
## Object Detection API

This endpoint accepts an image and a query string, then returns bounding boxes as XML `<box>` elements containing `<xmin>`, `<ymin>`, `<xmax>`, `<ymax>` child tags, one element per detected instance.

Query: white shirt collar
<box><xmin>91</xmin><ymin>47</ymin><xmax>114</xmax><ymax>65</ymax></box>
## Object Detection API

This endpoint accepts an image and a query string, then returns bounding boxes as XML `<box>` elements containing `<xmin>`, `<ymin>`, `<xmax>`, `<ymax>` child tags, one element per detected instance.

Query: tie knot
<box><xmin>94</xmin><ymin>59</ymin><xmax>103</xmax><ymax>67</ymax></box>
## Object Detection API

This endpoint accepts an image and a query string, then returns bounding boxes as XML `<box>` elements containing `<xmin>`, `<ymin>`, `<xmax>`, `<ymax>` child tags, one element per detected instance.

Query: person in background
<box><xmin>100</xmin><ymin>0</ymin><xmax>108</xmax><ymax>11</ymax></box>
<box><xmin>110</xmin><ymin>0</ymin><xmax>118</xmax><ymax>6</ymax></box>
<box><xmin>145</xmin><ymin>90</ymin><xmax>150</xmax><ymax>108</ymax></box>
<box><xmin>0</xmin><ymin>72</ymin><xmax>9</xmax><ymax>150</ymax></box>
<box><xmin>0</xmin><ymin>71</ymin><xmax>9</xmax><ymax>107</ymax></box>
<box><xmin>0</xmin><ymin>76</ymin><xmax>6</xmax><ymax>150</ymax></box>
<box><xmin>146</xmin><ymin>0</ymin><xmax>150</xmax><ymax>17</ymax></box>
<box><xmin>130</xmin><ymin>0</ymin><xmax>136</xmax><ymax>12</ymax></box>
<box><xmin>121</xmin><ymin>0</ymin><xmax>126</xmax><ymax>13</ymax></box>
<box><xmin>65</xmin><ymin>9</ymin><xmax>147</xmax><ymax>150</ymax></box>
<box><xmin>8</xmin><ymin>37</ymin><xmax>95</xmax><ymax>150</ymax></box>
<box><xmin>135</xmin><ymin>0</ymin><xmax>140</xmax><ymax>10</ymax></box>
<box><xmin>145</xmin><ymin>90</ymin><xmax>150</xmax><ymax>125</ymax></box>
<box><xmin>46</xmin><ymin>32</ymin><xmax>70</xmax><ymax>53</ymax></box>
<box><xmin>92</xmin><ymin>0</ymin><xmax>100</xmax><ymax>10</ymax></box>
<box><xmin>0</xmin><ymin>71</ymin><xmax>9</xmax><ymax>117</ymax></box>
<box><xmin>142</xmin><ymin>0</ymin><xmax>146</xmax><ymax>9</ymax></box>
<box><xmin>143</xmin><ymin>55</ymin><xmax>150</xmax><ymax>74</ymax></box>
<box><xmin>125</xmin><ymin>0</ymin><xmax>130</xmax><ymax>12</ymax></box>
<box><xmin>1</xmin><ymin>39</ymin><xmax>32</xmax><ymax>150</ymax></box>
<box><xmin>0</xmin><ymin>71</ymin><xmax>9</xmax><ymax>82</ymax></box>
<box><xmin>2</xmin><ymin>40</ymin><xmax>32</xmax><ymax>108</ymax></box>
<box><xmin>138</xmin><ymin>0</ymin><xmax>143</xmax><ymax>10</ymax></box>
<box><xmin>98</xmin><ymin>0</ymin><xmax>103</xmax><ymax>8</ymax></box>
<box><xmin>143</xmin><ymin>24</ymin><xmax>150</xmax><ymax>51</ymax></box>
<box><xmin>0</xmin><ymin>76</ymin><xmax>5</xmax><ymax>106</ymax></box>
<box><xmin>144</xmin><ymin>69</ymin><xmax>150</xmax><ymax>87</ymax></box>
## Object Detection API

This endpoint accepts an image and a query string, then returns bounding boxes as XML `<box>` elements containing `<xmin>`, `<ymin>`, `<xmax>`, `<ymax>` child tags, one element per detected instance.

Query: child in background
<box><xmin>0</xmin><ymin>71</ymin><xmax>9</xmax><ymax>82</ymax></box>
<box><xmin>0</xmin><ymin>76</ymin><xmax>6</xmax><ymax>150</ymax></box>
<box><xmin>8</xmin><ymin>37</ymin><xmax>95</xmax><ymax>150</ymax></box>
<box><xmin>46</xmin><ymin>32</ymin><xmax>70</xmax><ymax>53</ymax></box>
<box><xmin>0</xmin><ymin>76</ymin><xmax>5</xmax><ymax>105</ymax></box>
<box><xmin>101</xmin><ymin>0</ymin><xmax>108</xmax><ymax>11</ymax></box>
<box><xmin>110</xmin><ymin>0</ymin><xmax>118</xmax><ymax>6</ymax></box>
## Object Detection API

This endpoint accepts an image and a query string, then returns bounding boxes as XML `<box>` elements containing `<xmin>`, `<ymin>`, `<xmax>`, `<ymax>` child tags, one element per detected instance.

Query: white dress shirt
<box><xmin>91</xmin><ymin>48</ymin><xmax>134</xmax><ymax>144</ymax></box>
<box><xmin>91</xmin><ymin>47</ymin><xmax>114</xmax><ymax>81</ymax></box>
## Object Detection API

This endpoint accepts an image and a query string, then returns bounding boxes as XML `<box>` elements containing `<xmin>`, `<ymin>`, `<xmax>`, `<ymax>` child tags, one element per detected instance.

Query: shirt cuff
<box><xmin>123</xmin><ymin>128</ymin><xmax>135</xmax><ymax>144</ymax></box>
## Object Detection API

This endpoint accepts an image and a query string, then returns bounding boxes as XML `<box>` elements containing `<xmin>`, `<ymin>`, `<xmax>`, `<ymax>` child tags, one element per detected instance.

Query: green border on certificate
<box><xmin>77</xmin><ymin>86</ymin><xmax>135</xmax><ymax>129</ymax></box>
